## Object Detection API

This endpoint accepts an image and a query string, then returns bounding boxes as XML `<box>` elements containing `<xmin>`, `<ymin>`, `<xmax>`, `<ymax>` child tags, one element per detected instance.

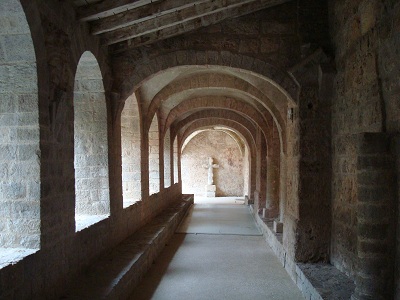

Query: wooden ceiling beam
<box><xmin>103</xmin><ymin>0</ymin><xmax>260</xmax><ymax>45</ymax></box>
<box><xmin>110</xmin><ymin>0</ymin><xmax>291</xmax><ymax>53</ymax></box>
<box><xmin>91</xmin><ymin>0</ymin><xmax>208</xmax><ymax>35</ymax></box>
<box><xmin>78</xmin><ymin>0</ymin><xmax>161</xmax><ymax>22</ymax></box>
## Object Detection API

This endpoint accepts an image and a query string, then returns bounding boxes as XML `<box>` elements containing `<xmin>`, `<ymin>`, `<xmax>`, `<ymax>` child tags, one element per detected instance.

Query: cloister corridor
<box><xmin>130</xmin><ymin>197</ymin><xmax>303</xmax><ymax>300</ymax></box>
<box><xmin>2</xmin><ymin>1</ymin><xmax>400</xmax><ymax>299</ymax></box>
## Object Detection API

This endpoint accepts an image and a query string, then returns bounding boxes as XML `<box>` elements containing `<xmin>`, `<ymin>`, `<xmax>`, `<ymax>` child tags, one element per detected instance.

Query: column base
<box><xmin>273</xmin><ymin>220</ymin><xmax>283</xmax><ymax>233</ymax></box>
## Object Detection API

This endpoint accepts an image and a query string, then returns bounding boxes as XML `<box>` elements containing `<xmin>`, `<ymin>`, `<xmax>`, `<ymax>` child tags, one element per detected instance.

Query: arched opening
<box><xmin>164</xmin><ymin>128</ymin><xmax>171</xmax><ymax>188</ymax></box>
<box><xmin>0</xmin><ymin>0</ymin><xmax>40</xmax><ymax>265</ymax></box>
<box><xmin>74</xmin><ymin>51</ymin><xmax>110</xmax><ymax>231</ymax></box>
<box><xmin>148</xmin><ymin>115</ymin><xmax>160</xmax><ymax>195</ymax></box>
<box><xmin>128</xmin><ymin>61</ymin><xmax>294</xmax><ymax>238</ymax></box>
<box><xmin>181</xmin><ymin>129</ymin><xmax>246</xmax><ymax>197</ymax></box>
<box><xmin>173</xmin><ymin>137</ymin><xmax>179</xmax><ymax>184</ymax></box>
<box><xmin>121</xmin><ymin>93</ymin><xmax>141</xmax><ymax>207</ymax></box>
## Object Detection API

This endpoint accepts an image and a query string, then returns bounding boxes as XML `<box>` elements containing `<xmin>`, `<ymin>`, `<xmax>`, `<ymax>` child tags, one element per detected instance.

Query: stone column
<box><xmin>352</xmin><ymin>133</ymin><xmax>396</xmax><ymax>300</ymax></box>
<box><xmin>266</xmin><ymin>157</ymin><xmax>279</xmax><ymax>211</ymax></box>
<box><xmin>255</xmin><ymin>129</ymin><xmax>267</xmax><ymax>212</ymax></box>
<box><xmin>260</xmin><ymin>152</ymin><xmax>267</xmax><ymax>209</ymax></box>
<box><xmin>265</xmin><ymin>123</ymin><xmax>280</xmax><ymax>220</ymax></box>
<box><xmin>279</xmin><ymin>151</ymin><xmax>286</xmax><ymax>222</ymax></box>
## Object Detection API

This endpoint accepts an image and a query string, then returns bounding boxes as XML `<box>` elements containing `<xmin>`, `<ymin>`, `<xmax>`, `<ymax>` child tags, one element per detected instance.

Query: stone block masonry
<box><xmin>2</xmin><ymin>0</ymin><xmax>400</xmax><ymax>299</ymax></box>
<box><xmin>0</xmin><ymin>0</ymin><xmax>40</xmax><ymax>250</ymax></box>
<box><xmin>330</xmin><ymin>2</ymin><xmax>400</xmax><ymax>293</ymax></box>
<box><xmin>164</xmin><ymin>128</ymin><xmax>171</xmax><ymax>188</ymax></box>
<box><xmin>60</xmin><ymin>195</ymin><xmax>193</xmax><ymax>299</ymax></box>
<box><xmin>352</xmin><ymin>133</ymin><xmax>396</xmax><ymax>300</ymax></box>
<box><xmin>149</xmin><ymin>116</ymin><xmax>160</xmax><ymax>195</ymax></box>
<box><xmin>74</xmin><ymin>52</ymin><xmax>110</xmax><ymax>218</ymax></box>
<box><xmin>121</xmin><ymin>93</ymin><xmax>141</xmax><ymax>206</ymax></box>
<box><xmin>181</xmin><ymin>130</ymin><xmax>244</xmax><ymax>197</ymax></box>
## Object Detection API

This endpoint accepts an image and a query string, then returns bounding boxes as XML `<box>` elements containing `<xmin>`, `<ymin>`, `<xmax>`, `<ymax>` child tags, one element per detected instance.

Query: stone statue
<box><xmin>203</xmin><ymin>157</ymin><xmax>219</xmax><ymax>185</ymax></box>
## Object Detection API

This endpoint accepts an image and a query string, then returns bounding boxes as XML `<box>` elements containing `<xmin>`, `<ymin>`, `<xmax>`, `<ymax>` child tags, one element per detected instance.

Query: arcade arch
<box><xmin>73</xmin><ymin>51</ymin><xmax>110</xmax><ymax>231</ymax></box>
<box><xmin>0</xmin><ymin>0</ymin><xmax>40</xmax><ymax>256</ymax></box>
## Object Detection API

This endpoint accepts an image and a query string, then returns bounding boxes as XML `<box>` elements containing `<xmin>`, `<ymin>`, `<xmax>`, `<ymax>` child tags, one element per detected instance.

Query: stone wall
<box><xmin>164</xmin><ymin>129</ymin><xmax>171</xmax><ymax>188</ymax></box>
<box><xmin>0</xmin><ymin>1</ymin><xmax>185</xmax><ymax>298</ymax></box>
<box><xmin>181</xmin><ymin>130</ymin><xmax>244</xmax><ymax>197</ymax></box>
<box><xmin>74</xmin><ymin>51</ymin><xmax>110</xmax><ymax>217</ymax></box>
<box><xmin>0</xmin><ymin>0</ymin><xmax>40</xmax><ymax>249</ymax></box>
<box><xmin>148</xmin><ymin>116</ymin><xmax>160</xmax><ymax>195</ymax></box>
<box><xmin>121</xmin><ymin>93</ymin><xmax>141</xmax><ymax>206</ymax></box>
<box><xmin>329</xmin><ymin>1</ymin><xmax>400</xmax><ymax>288</ymax></box>
<box><xmin>173</xmin><ymin>137</ymin><xmax>179</xmax><ymax>184</ymax></box>
<box><xmin>1</xmin><ymin>0</ymin><xmax>378</xmax><ymax>298</ymax></box>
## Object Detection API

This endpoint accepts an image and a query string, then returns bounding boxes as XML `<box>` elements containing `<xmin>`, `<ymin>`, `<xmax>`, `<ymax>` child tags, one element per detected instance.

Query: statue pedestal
<box><xmin>205</xmin><ymin>184</ymin><xmax>216</xmax><ymax>197</ymax></box>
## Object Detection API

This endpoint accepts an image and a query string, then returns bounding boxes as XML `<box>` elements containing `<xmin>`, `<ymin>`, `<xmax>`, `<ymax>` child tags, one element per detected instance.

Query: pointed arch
<box><xmin>74</xmin><ymin>51</ymin><xmax>110</xmax><ymax>231</ymax></box>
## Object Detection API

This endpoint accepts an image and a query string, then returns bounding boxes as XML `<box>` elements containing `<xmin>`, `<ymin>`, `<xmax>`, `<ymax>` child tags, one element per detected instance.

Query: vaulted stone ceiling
<box><xmin>135</xmin><ymin>64</ymin><xmax>290</xmax><ymax>152</ymax></box>
<box><xmin>70</xmin><ymin>0</ymin><xmax>295</xmax><ymax>156</ymax></box>
<box><xmin>71</xmin><ymin>0</ymin><xmax>292</xmax><ymax>53</ymax></box>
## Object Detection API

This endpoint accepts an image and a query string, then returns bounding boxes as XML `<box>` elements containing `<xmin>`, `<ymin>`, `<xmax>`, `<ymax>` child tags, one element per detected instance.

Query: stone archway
<box><xmin>0</xmin><ymin>0</ymin><xmax>40</xmax><ymax>256</ymax></box>
<box><xmin>178</xmin><ymin>117</ymin><xmax>256</xmax><ymax>199</ymax></box>
<box><xmin>148</xmin><ymin>114</ymin><xmax>160</xmax><ymax>195</ymax></box>
<box><xmin>121</xmin><ymin>92</ymin><xmax>142</xmax><ymax>207</ymax></box>
<box><xmin>181</xmin><ymin>129</ymin><xmax>246</xmax><ymax>197</ymax></box>
<box><xmin>74</xmin><ymin>51</ymin><xmax>110</xmax><ymax>231</ymax></box>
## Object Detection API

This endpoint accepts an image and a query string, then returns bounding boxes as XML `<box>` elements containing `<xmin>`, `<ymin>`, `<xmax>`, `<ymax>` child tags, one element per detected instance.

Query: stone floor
<box><xmin>129</xmin><ymin>197</ymin><xmax>304</xmax><ymax>300</ymax></box>
<box><xmin>176</xmin><ymin>197</ymin><xmax>261</xmax><ymax>236</ymax></box>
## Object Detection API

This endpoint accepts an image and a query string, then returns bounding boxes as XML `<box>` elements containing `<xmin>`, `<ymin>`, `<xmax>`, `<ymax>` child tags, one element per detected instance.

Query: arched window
<box><xmin>0</xmin><ymin>0</ymin><xmax>40</xmax><ymax>264</ymax></box>
<box><xmin>173</xmin><ymin>137</ymin><xmax>179</xmax><ymax>184</ymax></box>
<box><xmin>74</xmin><ymin>51</ymin><xmax>110</xmax><ymax>231</ymax></box>
<box><xmin>164</xmin><ymin>129</ymin><xmax>171</xmax><ymax>188</ymax></box>
<box><xmin>121</xmin><ymin>93</ymin><xmax>141</xmax><ymax>207</ymax></box>
<box><xmin>148</xmin><ymin>116</ymin><xmax>160</xmax><ymax>195</ymax></box>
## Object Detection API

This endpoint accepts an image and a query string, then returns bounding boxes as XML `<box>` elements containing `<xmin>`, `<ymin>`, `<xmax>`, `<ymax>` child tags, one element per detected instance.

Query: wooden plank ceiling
<box><xmin>72</xmin><ymin>0</ymin><xmax>291</xmax><ymax>53</ymax></box>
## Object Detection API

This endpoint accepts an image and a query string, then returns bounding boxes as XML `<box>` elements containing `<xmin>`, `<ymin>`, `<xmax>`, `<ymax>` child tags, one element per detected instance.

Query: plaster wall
<box><xmin>181</xmin><ymin>130</ymin><xmax>244</xmax><ymax>197</ymax></box>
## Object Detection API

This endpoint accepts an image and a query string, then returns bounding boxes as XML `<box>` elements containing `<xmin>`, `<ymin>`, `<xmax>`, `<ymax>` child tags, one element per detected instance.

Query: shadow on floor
<box><xmin>129</xmin><ymin>233</ymin><xmax>187</xmax><ymax>300</ymax></box>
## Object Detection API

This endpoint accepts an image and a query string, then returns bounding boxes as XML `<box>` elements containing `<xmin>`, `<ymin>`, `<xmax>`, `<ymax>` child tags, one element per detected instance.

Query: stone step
<box><xmin>60</xmin><ymin>195</ymin><xmax>193</xmax><ymax>300</ymax></box>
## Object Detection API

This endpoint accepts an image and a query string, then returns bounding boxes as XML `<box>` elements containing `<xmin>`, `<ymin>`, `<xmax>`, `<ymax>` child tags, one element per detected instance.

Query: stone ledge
<box><xmin>296</xmin><ymin>263</ymin><xmax>355</xmax><ymax>300</ymax></box>
<box><xmin>252</xmin><ymin>208</ymin><xmax>284</xmax><ymax>264</ymax></box>
<box><xmin>254</xmin><ymin>212</ymin><xmax>355</xmax><ymax>300</ymax></box>
<box><xmin>61</xmin><ymin>195</ymin><xmax>194</xmax><ymax>300</ymax></box>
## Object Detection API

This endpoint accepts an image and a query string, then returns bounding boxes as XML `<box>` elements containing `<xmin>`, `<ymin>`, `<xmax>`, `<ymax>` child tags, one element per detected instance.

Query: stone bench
<box><xmin>296</xmin><ymin>263</ymin><xmax>355</xmax><ymax>300</ymax></box>
<box><xmin>61</xmin><ymin>195</ymin><xmax>193</xmax><ymax>300</ymax></box>
<box><xmin>254</xmin><ymin>209</ymin><xmax>355</xmax><ymax>300</ymax></box>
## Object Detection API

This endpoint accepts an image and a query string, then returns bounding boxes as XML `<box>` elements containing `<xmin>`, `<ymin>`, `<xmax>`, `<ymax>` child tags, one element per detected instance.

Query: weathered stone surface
<box><xmin>1</xmin><ymin>1</ymin><xmax>399</xmax><ymax>300</ymax></box>
<box><xmin>181</xmin><ymin>130</ymin><xmax>244</xmax><ymax>197</ymax></box>
<box><xmin>60</xmin><ymin>196</ymin><xmax>193</xmax><ymax>299</ymax></box>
